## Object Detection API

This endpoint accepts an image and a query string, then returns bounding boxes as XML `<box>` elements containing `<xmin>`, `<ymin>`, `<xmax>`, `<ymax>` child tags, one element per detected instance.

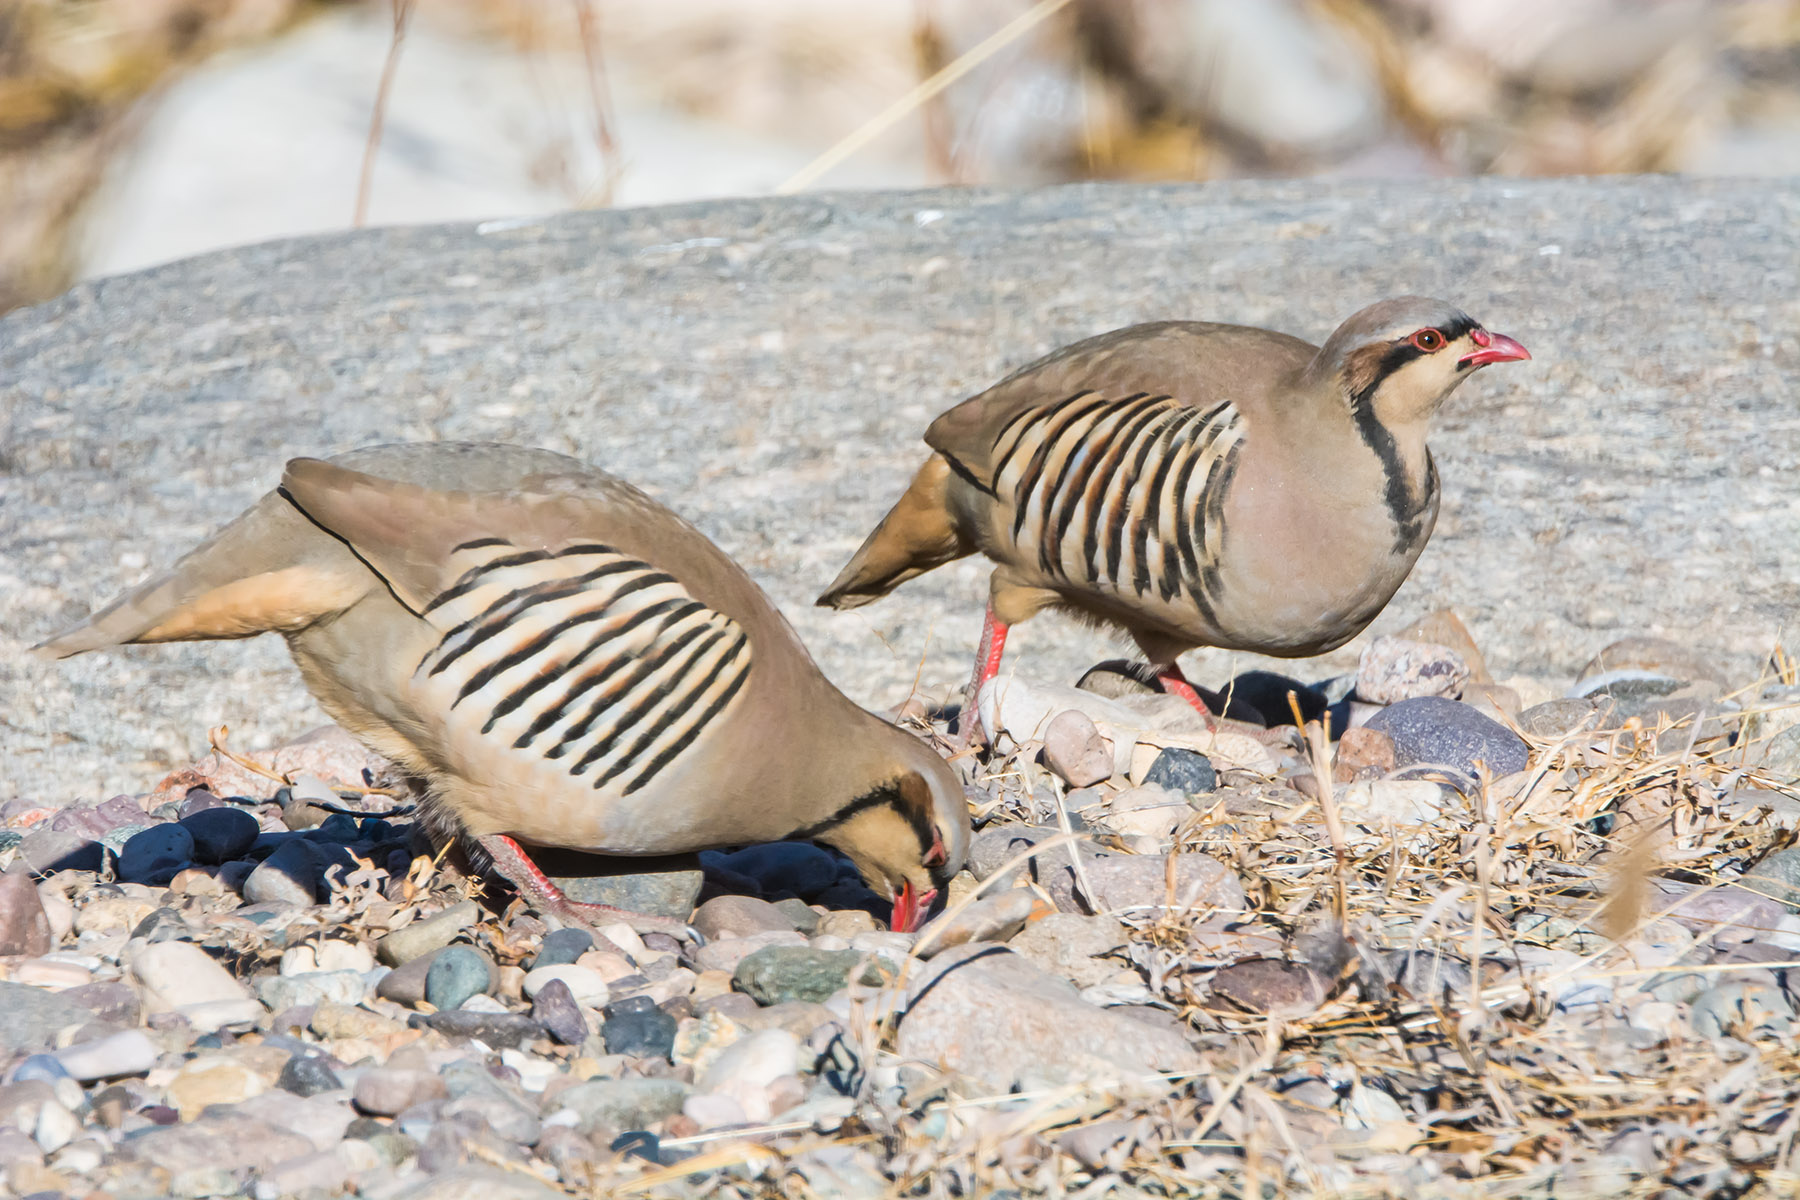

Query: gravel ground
<box><xmin>4</xmin><ymin>177</ymin><xmax>1799</xmax><ymax>801</ymax></box>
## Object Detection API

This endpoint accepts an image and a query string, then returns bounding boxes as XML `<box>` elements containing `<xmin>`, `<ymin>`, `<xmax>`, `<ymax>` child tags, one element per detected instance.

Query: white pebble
<box><xmin>279</xmin><ymin>946</ymin><xmax>319</xmax><ymax>976</ymax></box>
<box><xmin>522</xmin><ymin>964</ymin><xmax>610</xmax><ymax>1006</ymax></box>
<box><xmin>459</xmin><ymin>993</ymin><xmax>509</xmax><ymax>1014</ymax></box>
<box><xmin>34</xmin><ymin>1100</ymin><xmax>78</xmax><ymax>1153</ymax></box>
<box><xmin>314</xmin><ymin>940</ymin><xmax>374</xmax><ymax>973</ymax></box>
<box><xmin>499</xmin><ymin>1049</ymin><xmax>559</xmax><ymax>1092</ymax></box>
<box><xmin>54</xmin><ymin>1030</ymin><xmax>159</xmax><ymax>1081</ymax></box>
<box><xmin>595</xmin><ymin>923</ymin><xmax>647</xmax><ymax>958</ymax></box>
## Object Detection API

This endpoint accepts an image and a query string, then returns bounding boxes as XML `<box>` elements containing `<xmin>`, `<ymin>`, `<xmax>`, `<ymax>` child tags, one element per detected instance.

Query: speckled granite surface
<box><xmin>4</xmin><ymin>178</ymin><xmax>1796</xmax><ymax>799</ymax></box>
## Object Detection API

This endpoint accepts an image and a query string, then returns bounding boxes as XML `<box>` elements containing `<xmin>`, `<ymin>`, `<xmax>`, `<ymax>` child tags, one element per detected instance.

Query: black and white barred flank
<box><xmin>413</xmin><ymin>539</ymin><xmax>751</xmax><ymax>794</ymax></box>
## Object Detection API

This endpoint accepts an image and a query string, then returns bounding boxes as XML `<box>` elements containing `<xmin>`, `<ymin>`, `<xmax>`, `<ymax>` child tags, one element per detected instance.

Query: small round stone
<box><xmin>424</xmin><ymin>946</ymin><xmax>494</xmax><ymax>1012</ymax></box>
<box><xmin>243</xmin><ymin>840</ymin><xmax>321</xmax><ymax>907</ymax></box>
<box><xmin>277</xmin><ymin>1053</ymin><xmax>344</xmax><ymax>1097</ymax></box>
<box><xmin>1142</xmin><ymin>748</ymin><xmax>1217</xmax><ymax>797</ymax></box>
<box><xmin>601</xmin><ymin>996</ymin><xmax>678</xmax><ymax>1059</ymax></box>
<box><xmin>530</xmin><ymin>927</ymin><xmax>595</xmax><ymax>971</ymax></box>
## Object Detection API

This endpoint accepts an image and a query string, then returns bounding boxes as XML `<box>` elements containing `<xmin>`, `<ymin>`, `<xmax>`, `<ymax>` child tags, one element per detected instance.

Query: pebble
<box><xmin>1690</xmin><ymin>980</ymin><xmax>1795</xmax><ymax>1039</ymax></box>
<box><xmin>276</xmin><ymin>1054</ymin><xmax>343</xmax><ymax>1098</ymax></box>
<box><xmin>531</xmin><ymin>979</ymin><xmax>588</xmax><ymax>1046</ymax></box>
<box><xmin>551</xmin><ymin>1077</ymin><xmax>692</xmax><ymax>1137</ymax></box>
<box><xmin>1041</xmin><ymin>710</ymin><xmax>1116</xmax><ymax>787</ymax></box>
<box><xmin>1333</xmin><ymin>726</ymin><xmax>1397</xmax><ymax>780</ymax></box>
<box><xmin>521</xmin><ymin>963</ymin><xmax>609</xmax><ymax>1007</ymax></box>
<box><xmin>354</xmin><ymin>1067</ymin><xmax>448</xmax><ymax>1117</ymax></box>
<box><xmin>115</xmin><ymin>824</ymin><xmax>195</xmax><ymax>886</ymax></box>
<box><xmin>528</xmin><ymin>927</ymin><xmax>593</xmax><ymax>970</ymax></box>
<box><xmin>1741</xmin><ymin>846</ymin><xmax>1800</xmax><ymax>912</ymax></box>
<box><xmin>51</xmin><ymin>1031</ymin><xmax>157</xmax><ymax>1081</ymax></box>
<box><xmin>1142</xmin><ymin>747</ymin><xmax>1217</xmax><ymax>796</ymax></box>
<box><xmin>1005</xmin><ymin>912</ymin><xmax>1128</xmax><ymax>989</ymax></box>
<box><xmin>1356</xmin><ymin>635</ymin><xmax>1470</xmax><ymax>704</ymax></box>
<box><xmin>175</xmin><ymin>805</ymin><xmax>257</xmax><ymax>863</ymax></box>
<box><xmin>1208</xmin><ymin>959</ymin><xmax>1333</xmax><ymax>1018</ymax></box>
<box><xmin>1045</xmin><ymin>850</ymin><xmax>1247</xmax><ymax>918</ymax></box>
<box><xmin>698</xmin><ymin>1028</ymin><xmax>801</xmax><ymax>1122</ymax></box>
<box><xmin>426</xmin><ymin>946</ymin><xmax>496</xmax><ymax>1012</ymax></box>
<box><xmin>683</xmin><ymin>1090</ymin><xmax>750</xmax><ymax>1130</ymax></box>
<box><xmin>376</xmin><ymin>948</ymin><xmax>443</xmax><ymax>1006</ymax></box>
<box><xmin>773</xmin><ymin>898</ymin><xmax>821</xmax><ymax>934</ymax></box>
<box><xmin>18</xmin><ymin>829</ymin><xmax>104</xmax><ymax>876</ymax></box>
<box><xmin>259</xmin><ymin>969</ymin><xmax>369</xmax><ymax>1011</ymax></box>
<box><xmin>378</xmin><ymin>901</ymin><xmax>481</xmax><ymax>966</ymax></box>
<box><xmin>897</xmin><ymin>944</ymin><xmax>1200</xmax><ymax>1091</ymax></box>
<box><xmin>600</xmin><ymin>995</ymin><xmax>678</xmax><ymax>1059</ymax></box>
<box><xmin>418</xmin><ymin>1011</ymin><xmax>543</xmax><ymax>1049</ymax></box>
<box><xmin>915</xmin><ymin>887</ymin><xmax>1043</xmax><ymax>958</ymax></box>
<box><xmin>0</xmin><ymin>870</ymin><xmax>54</xmax><ymax>957</ymax></box>
<box><xmin>310</xmin><ymin>1001</ymin><xmax>406</xmax><ymax>1040</ymax></box>
<box><xmin>1335</xmin><ymin>779</ymin><xmax>1449</xmax><ymax>826</ymax></box>
<box><xmin>128</xmin><ymin>941</ymin><xmax>264</xmax><ymax>1033</ymax></box>
<box><xmin>243</xmin><ymin>840</ymin><xmax>321</xmax><ymax>907</ymax></box>
<box><xmin>33</xmin><ymin>1099</ymin><xmax>79</xmax><ymax>1153</ymax></box>
<box><xmin>691</xmin><ymin>895</ymin><xmax>798</xmax><ymax>941</ymax></box>
<box><xmin>733</xmin><ymin>946</ymin><xmax>881</xmax><ymax>1006</ymax></box>
<box><xmin>1364</xmin><ymin>696</ymin><xmax>1530</xmax><ymax>779</ymax></box>
<box><xmin>692</xmin><ymin>930</ymin><xmax>809</xmax><ymax>974</ymax></box>
<box><xmin>1577</xmin><ymin>636</ymin><xmax>1726</xmax><ymax>687</ymax></box>
<box><xmin>168</xmin><ymin>1056</ymin><xmax>267</xmax><ymax>1120</ymax></box>
<box><xmin>552</xmin><ymin>863</ymin><xmax>705</xmax><ymax>919</ymax></box>
<box><xmin>1100</xmin><ymin>785</ymin><xmax>1191</xmax><ymax>840</ymax></box>
<box><xmin>59</xmin><ymin>981</ymin><xmax>137</xmax><ymax>1026</ymax></box>
<box><xmin>815</xmin><ymin>909</ymin><xmax>877</xmax><ymax>939</ymax></box>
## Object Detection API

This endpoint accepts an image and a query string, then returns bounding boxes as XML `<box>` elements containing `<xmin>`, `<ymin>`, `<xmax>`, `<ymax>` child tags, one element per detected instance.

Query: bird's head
<box><xmin>1311</xmin><ymin>296</ymin><xmax>1531</xmax><ymax>428</ymax></box>
<box><xmin>812</xmin><ymin>739</ymin><xmax>970</xmax><ymax>933</ymax></box>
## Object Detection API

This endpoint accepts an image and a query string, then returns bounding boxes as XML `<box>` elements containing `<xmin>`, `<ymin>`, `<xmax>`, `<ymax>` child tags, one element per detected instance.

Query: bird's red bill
<box><xmin>1460</xmin><ymin>331</ymin><xmax>1531</xmax><ymax>367</ymax></box>
<box><xmin>891</xmin><ymin>882</ymin><xmax>938</xmax><ymax>933</ymax></box>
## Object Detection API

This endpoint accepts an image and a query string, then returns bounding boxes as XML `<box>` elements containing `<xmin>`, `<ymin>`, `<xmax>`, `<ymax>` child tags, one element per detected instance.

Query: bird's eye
<box><xmin>1411</xmin><ymin>328</ymin><xmax>1445</xmax><ymax>352</ymax></box>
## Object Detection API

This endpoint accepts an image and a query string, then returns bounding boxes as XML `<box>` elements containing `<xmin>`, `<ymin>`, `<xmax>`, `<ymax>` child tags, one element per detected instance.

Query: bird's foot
<box><xmin>478</xmin><ymin>835</ymin><xmax>705</xmax><ymax>946</ymax></box>
<box><xmin>1154</xmin><ymin>666</ymin><xmax>1301</xmax><ymax>749</ymax></box>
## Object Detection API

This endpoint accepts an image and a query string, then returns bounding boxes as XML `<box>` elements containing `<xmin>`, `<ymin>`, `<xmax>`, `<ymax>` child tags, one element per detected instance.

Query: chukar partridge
<box><xmin>38</xmin><ymin>443</ymin><xmax>970</xmax><ymax>934</ymax></box>
<box><xmin>818</xmin><ymin>297</ymin><xmax>1530</xmax><ymax>730</ymax></box>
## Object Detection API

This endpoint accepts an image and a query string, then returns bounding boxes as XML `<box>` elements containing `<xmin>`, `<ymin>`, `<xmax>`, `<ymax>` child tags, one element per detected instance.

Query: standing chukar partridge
<box><xmin>817</xmin><ymin>297</ymin><xmax>1530</xmax><ymax>734</ymax></box>
<box><xmin>37</xmin><ymin>443</ymin><xmax>970</xmax><ymax>935</ymax></box>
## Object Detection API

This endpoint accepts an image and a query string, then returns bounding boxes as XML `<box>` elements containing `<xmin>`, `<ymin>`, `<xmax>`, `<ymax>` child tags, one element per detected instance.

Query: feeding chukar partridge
<box><xmin>37</xmin><ymin>443</ymin><xmax>970</xmax><ymax>934</ymax></box>
<box><xmin>818</xmin><ymin>297</ymin><xmax>1530</xmax><ymax>731</ymax></box>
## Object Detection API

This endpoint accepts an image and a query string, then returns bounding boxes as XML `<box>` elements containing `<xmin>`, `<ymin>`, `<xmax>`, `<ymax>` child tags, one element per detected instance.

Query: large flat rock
<box><xmin>3</xmin><ymin>179</ymin><xmax>1796</xmax><ymax>800</ymax></box>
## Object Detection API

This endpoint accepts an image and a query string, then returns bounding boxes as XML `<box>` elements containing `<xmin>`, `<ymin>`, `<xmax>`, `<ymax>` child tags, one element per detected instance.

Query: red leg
<box><xmin>479</xmin><ymin>834</ymin><xmax>700</xmax><ymax>944</ymax></box>
<box><xmin>959</xmin><ymin>603</ymin><xmax>1009</xmax><ymax>747</ymax></box>
<box><xmin>1154</xmin><ymin>661</ymin><xmax>1215</xmax><ymax>717</ymax></box>
<box><xmin>1154</xmin><ymin>663</ymin><xmax>1297</xmax><ymax>747</ymax></box>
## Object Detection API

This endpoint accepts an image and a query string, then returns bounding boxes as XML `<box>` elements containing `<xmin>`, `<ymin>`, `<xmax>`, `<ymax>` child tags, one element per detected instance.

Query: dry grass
<box><xmin>544</xmin><ymin>669</ymin><xmax>1800</xmax><ymax>1198</ymax></box>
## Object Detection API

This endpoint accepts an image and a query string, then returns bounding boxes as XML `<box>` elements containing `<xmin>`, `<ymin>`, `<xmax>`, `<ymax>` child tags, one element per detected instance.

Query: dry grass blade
<box><xmin>775</xmin><ymin>0</ymin><xmax>1076</xmax><ymax>194</ymax></box>
<box><xmin>355</xmin><ymin>0</ymin><xmax>416</xmax><ymax>227</ymax></box>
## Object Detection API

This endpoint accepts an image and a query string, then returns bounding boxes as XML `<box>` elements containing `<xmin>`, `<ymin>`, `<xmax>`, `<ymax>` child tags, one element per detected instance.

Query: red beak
<box><xmin>891</xmin><ymin>882</ymin><xmax>938</xmax><ymax>933</ymax></box>
<box><xmin>1459</xmin><ymin>331</ymin><xmax>1530</xmax><ymax>368</ymax></box>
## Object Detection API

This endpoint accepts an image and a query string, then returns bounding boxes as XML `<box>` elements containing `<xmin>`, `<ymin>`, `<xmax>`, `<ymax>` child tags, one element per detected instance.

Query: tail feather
<box><xmin>33</xmin><ymin>491</ymin><xmax>371</xmax><ymax>659</ymax></box>
<box><xmin>816</xmin><ymin>454</ymin><xmax>971</xmax><ymax>610</ymax></box>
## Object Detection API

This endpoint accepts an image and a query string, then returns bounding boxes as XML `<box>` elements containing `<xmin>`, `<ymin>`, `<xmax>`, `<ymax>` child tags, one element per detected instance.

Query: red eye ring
<box><xmin>1411</xmin><ymin>328</ymin><xmax>1445</xmax><ymax>352</ymax></box>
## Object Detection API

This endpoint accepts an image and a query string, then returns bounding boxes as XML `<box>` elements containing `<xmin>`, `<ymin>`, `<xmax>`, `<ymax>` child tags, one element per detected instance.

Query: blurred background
<box><xmin>2</xmin><ymin>0</ymin><xmax>1797</xmax><ymax>317</ymax></box>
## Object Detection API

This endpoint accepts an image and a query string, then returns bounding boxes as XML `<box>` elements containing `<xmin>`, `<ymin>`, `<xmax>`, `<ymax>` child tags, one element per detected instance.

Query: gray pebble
<box><xmin>277</xmin><ymin>1054</ymin><xmax>343</xmax><ymax>1097</ymax></box>
<box><xmin>1364</xmin><ymin>696</ymin><xmax>1529</xmax><ymax>780</ymax></box>
<box><xmin>1142</xmin><ymin>747</ymin><xmax>1217</xmax><ymax>797</ymax></box>
<box><xmin>529</xmin><ymin>928</ymin><xmax>593</xmax><ymax>971</ymax></box>
<box><xmin>424</xmin><ymin>946</ymin><xmax>494</xmax><ymax>1012</ymax></box>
